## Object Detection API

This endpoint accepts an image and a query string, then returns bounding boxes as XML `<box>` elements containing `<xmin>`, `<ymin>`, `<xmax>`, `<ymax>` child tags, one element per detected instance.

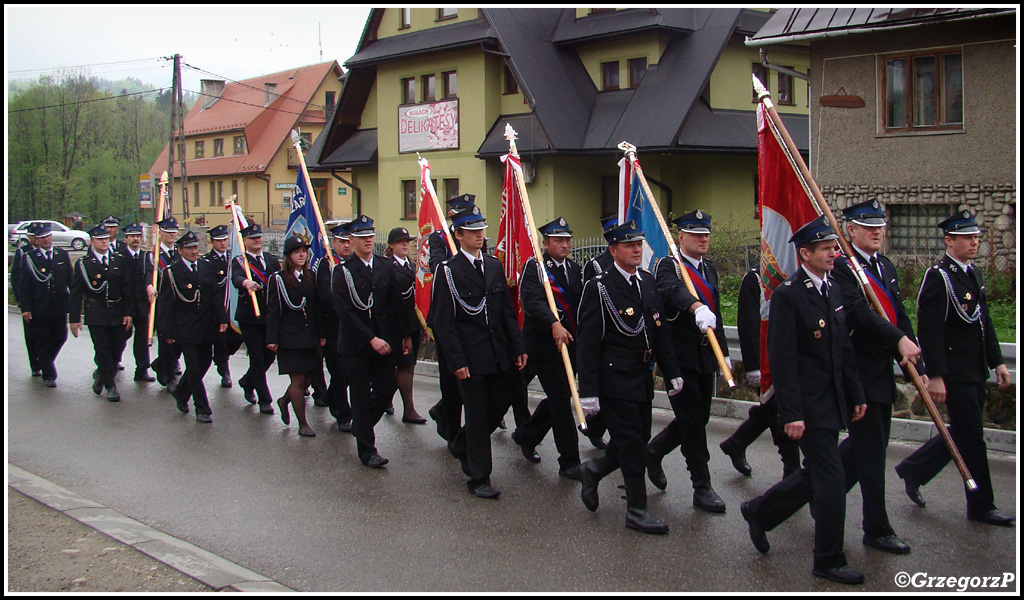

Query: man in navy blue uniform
<box><xmin>13</xmin><ymin>225</ymin><xmax>42</xmax><ymax>376</ymax></box>
<box><xmin>115</xmin><ymin>223</ymin><xmax>157</xmax><ymax>382</ymax></box>
<box><xmin>204</xmin><ymin>224</ymin><xmax>240</xmax><ymax>388</ymax></box>
<box><xmin>151</xmin><ymin>217</ymin><xmax>183</xmax><ymax>390</ymax></box>
<box><xmin>18</xmin><ymin>222</ymin><xmax>72</xmax><ymax>388</ymax></box>
<box><xmin>232</xmin><ymin>223</ymin><xmax>280</xmax><ymax>414</ymax></box>
<box><xmin>315</xmin><ymin>221</ymin><xmax>355</xmax><ymax>432</ymax></box>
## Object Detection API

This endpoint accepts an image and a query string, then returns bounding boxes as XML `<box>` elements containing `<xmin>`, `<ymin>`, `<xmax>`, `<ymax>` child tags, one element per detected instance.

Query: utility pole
<box><xmin>166</xmin><ymin>54</ymin><xmax>189</xmax><ymax>220</ymax></box>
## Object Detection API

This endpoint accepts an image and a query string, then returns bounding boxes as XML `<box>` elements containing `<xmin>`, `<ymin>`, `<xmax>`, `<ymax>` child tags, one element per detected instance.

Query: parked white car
<box><xmin>9</xmin><ymin>220</ymin><xmax>91</xmax><ymax>251</ymax></box>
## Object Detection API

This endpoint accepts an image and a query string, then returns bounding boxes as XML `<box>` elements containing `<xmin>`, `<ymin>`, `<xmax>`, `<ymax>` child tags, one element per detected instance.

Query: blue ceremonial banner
<box><xmin>623</xmin><ymin>166</ymin><xmax>669</xmax><ymax>271</ymax></box>
<box><xmin>226</xmin><ymin>204</ymin><xmax>249</xmax><ymax>333</ymax></box>
<box><xmin>285</xmin><ymin>172</ymin><xmax>326</xmax><ymax>267</ymax></box>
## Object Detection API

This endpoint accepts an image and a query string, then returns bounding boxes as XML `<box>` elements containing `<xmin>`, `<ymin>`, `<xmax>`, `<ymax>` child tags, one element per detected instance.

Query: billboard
<box><xmin>398</xmin><ymin>99</ymin><xmax>459</xmax><ymax>153</ymax></box>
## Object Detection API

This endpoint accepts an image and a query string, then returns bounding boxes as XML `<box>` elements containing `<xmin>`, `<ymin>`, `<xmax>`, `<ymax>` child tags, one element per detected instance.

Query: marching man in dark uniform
<box><xmin>18</xmin><ymin>222</ymin><xmax>72</xmax><ymax>388</ymax></box>
<box><xmin>739</xmin><ymin>215</ymin><xmax>867</xmax><ymax>585</ymax></box>
<box><xmin>646</xmin><ymin>209</ymin><xmax>730</xmax><ymax>513</ymax></box>
<box><xmin>430</xmin><ymin>206</ymin><xmax>528</xmax><ymax>498</ymax></box>
<box><xmin>13</xmin><ymin>225</ymin><xmax>42</xmax><ymax>377</ymax></box>
<box><xmin>204</xmin><ymin>224</ymin><xmax>240</xmax><ymax>388</ymax></box>
<box><xmin>576</xmin><ymin>220</ymin><xmax>683</xmax><ymax>534</ymax></box>
<box><xmin>151</xmin><ymin>217</ymin><xmax>182</xmax><ymax>389</ymax></box>
<box><xmin>315</xmin><ymin>222</ymin><xmax>354</xmax><ymax>432</ymax></box>
<box><xmin>511</xmin><ymin>217</ymin><xmax>585</xmax><ymax>479</ymax></box>
<box><xmin>581</xmin><ymin>215</ymin><xmax>618</xmax><ymax>282</ymax></box>
<box><xmin>158</xmin><ymin>231</ymin><xmax>228</xmax><ymax>423</ymax></box>
<box><xmin>894</xmin><ymin>210</ymin><xmax>1013</xmax><ymax>526</ymax></box>
<box><xmin>333</xmin><ymin>215</ymin><xmax>414</xmax><ymax>468</ymax></box>
<box><xmin>232</xmin><ymin>223</ymin><xmax>280</xmax><ymax>415</ymax></box>
<box><xmin>102</xmin><ymin>216</ymin><xmax>123</xmax><ymax>255</ymax></box>
<box><xmin>115</xmin><ymin>223</ymin><xmax>157</xmax><ymax>382</ymax></box>
<box><xmin>69</xmin><ymin>225</ymin><xmax>136</xmax><ymax>402</ymax></box>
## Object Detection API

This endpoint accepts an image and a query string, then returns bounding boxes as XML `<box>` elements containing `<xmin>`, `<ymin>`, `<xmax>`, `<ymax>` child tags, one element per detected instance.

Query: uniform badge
<box><xmin>696</xmin><ymin>210</ymin><xmax>703</xmax><ymax>220</ymax></box>
<box><xmin>625</xmin><ymin>307</ymin><xmax>635</xmax><ymax>316</ymax></box>
<box><xmin>818</xmin><ymin>319</ymin><xmax>826</xmax><ymax>328</ymax></box>
<box><xmin>962</xmin><ymin>304</ymin><xmax>969</xmax><ymax>312</ymax></box>
<box><xmin>41</xmin><ymin>268</ymin><xmax>47</xmax><ymax>273</ymax></box>
<box><xmin>965</xmin><ymin>292</ymin><xmax>972</xmax><ymax>301</ymax></box>
<box><xmin>814</xmin><ymin>331</ymin><xmax>822</xmax><ymax>339</ymax></box>
<box><xmin>546</xmin><ymin>260</ymin><xmax>554</xmax><ymax>268</ymax></box>
<box><xmin>187</xmin><ymin>284</ymin><xmax>193</xmax><ymax>289</ymax></box>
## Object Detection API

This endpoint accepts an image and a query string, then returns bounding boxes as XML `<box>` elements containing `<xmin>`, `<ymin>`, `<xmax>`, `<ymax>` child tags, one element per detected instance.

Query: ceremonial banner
<box><xmin>226</xmin><ymin>204</ymin><xmax>249</xmax><ymax>333</ymax></box>
<box><xmin>415</xmin><ymin>156</ymin><xmax>444</xmax><ymax>328</ymax></box>
<box><xmin>495</xmin><ymin>152</ymin><xmax>534</xmax><ymax>324</ymax></box>
<box><xmin>756</xmin><ymin>102</ymin><xmax>820</xmax><ymax>399</ymax></box>
<box><xmin>285</xmin><ymin>171</ymin><xmax>326</xmax><ymax>268</ymax></box>
<box><xmin>620</xmin><ymin>157</ymin><xmax>670</xmax><ymax>271</ymax></box>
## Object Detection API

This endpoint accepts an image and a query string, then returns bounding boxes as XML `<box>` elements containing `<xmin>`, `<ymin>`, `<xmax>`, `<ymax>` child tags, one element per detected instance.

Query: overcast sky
<box><xmin>5</xmin><ymin>5</ymin><xmax>373</xmax><ymax>92</ymax></box>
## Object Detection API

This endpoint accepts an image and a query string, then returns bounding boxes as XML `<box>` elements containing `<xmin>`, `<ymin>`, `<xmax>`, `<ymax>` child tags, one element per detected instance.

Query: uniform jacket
<box><xmin>69</xmin><ymin>251</ymin><xmax>135</xmax><ymax>327</ymax></box>
<box><xmin>314</xmin><ymin>254</ymin><xmax>342</xmax><ymax>335</ymax></box>
<box><xmin>736</xmin><ymin>267</ymin><xmax>761</xmax><ymax>372</ymax></box>
<box><xmin>119</xmin><ymin>246</ymin><xmax>155</xmax><ymax>317</ymax></box>
<box><xmin>917</xmin><ymin>254</ymin><xmax>1003</xmax><ymax>383</ymax></box>
<box><xmin>203</xmin><ymin>250</ymin><xmax>231</xmax><ymax>290</ymax></box>
<box><xmin>231</xmin><ymin>251</ymin><xmax>280</xmax><ymax>325</ymax></box>
<box><xmin>582</xmin><ymin>250</ymin><xmax>614</xmax><ymax>282</ymax></box>
<box><xmin>266</xmin><ymin>271</ymin><xmax>322</xmax><ymax>349</ymax></box>
<box><xmin>430</xmin><ymin>252</ymin><xmax>526</xmax><ymax>376</ymax></box>
<box><xmin>655</xmin><ymin>255</ymin><xmax>728</xmax><ymax>376</ymax></box>
<box><xmin>831</xmin><ymin>249</ymin><xmax>921</xmax><ymax>405</ymax></box>
<box><xmin>768</xmin><ymin>268</ymin><xmax>865</xmax><ymax>431</ymax></box>
<box><xmin>576</xmin><ymin>265</ymin><xmax>680</xmax><ymax>402</ymax></box>
<box><xmin>18</xmin><ymin>246</ymin><xmax>72</xmax><ymax>318</ymax></box>
<box><xmin>157</xmin><ymin>259</ymin><xmax>227</xmax><ymax>344</ymax></box>
<box><xmin>11</xmin><ymin>240</ymin><xmax>32</xmax><ymax>304</ymax></box>
<box><xmin>390</xmin><ymin>255</ymin><xmax>423</xmax><ymax>335</ymax></box>
<box><xmin>333</xmin><ymin>254</ymin><xmax>412</xmax><ymax>359</ymax></box>
<box><xmin>519</xmin><ymin>253</ymin><xmax>583</xmax><ymax>348</ymax></box>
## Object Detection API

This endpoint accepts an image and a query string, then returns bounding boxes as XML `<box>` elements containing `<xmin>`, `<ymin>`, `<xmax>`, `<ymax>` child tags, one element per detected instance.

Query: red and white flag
<box><xmin>495</xmin><ymin>152</ymin><xmax>534</xmax><ymax>325</ymax></box>
<box><xmin>756</xmin><ymin>102</ymin><xmax>820</xmax><ymax>400</ymax></box>
<box><xmin>414</xmin><ymin>156</ymin><xmax>444</xmax><ymax>328</ymax></box>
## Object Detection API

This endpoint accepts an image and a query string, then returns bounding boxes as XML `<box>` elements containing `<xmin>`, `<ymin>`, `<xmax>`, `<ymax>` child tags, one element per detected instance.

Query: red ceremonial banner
<box><xmin>495</xmin><ymin>152</ymin><xmax>534</xmax><ymax>325</ymax></box>
<box><xmin>415</xmin><ymin>157</ymin><xmax>444</xmax><ymax>328</ymax></box>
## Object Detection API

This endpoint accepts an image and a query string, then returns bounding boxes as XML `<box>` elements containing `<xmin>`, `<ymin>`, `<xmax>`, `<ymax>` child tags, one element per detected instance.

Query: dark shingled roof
<box><xmin>676</xmin><ymin>100</ymin><xmax>808</xmax><ymax>154</ymax></box>
<box><xmin>551</xmin><ymin>8</ymin><xmax>699</xmax><ymax>44</ymax></box>
<box><xmin>748</xmin><ymin>7</ymin><xmax>1015</xmax><ymax>45</ymax></box>
<box><xmin>477</xmin><ymin>114</ymin><xmax>552</xmax><ymax>158</ymax></box>
<box><xmin>318</xmin><ymin>129</ymin><xmax>378</xmax><ymax>169</ymax></box>
<box><xmin>346</xmin><ymin>18</ymin><xmax>496</xmax><ymax>67</ymax></box>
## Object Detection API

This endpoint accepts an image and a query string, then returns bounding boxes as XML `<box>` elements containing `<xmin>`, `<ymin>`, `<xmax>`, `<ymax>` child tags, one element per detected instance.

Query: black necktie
<box><xmin>870</xmin><ymin>256</ymin><xmax>881</xmax><ymax>279</ymax></box>
<box><xmin>102</xmin><ymin>255</ymin><xmax>108</xmax><ymax>267</ymax></box>
<box><xmin>820</xmin><ymin>282</ymin><xmax>829</xmax><ymax>303</ymax></box>
<box><xmin>474</xmin><ymin>258</ymin><xmax>485</xmax><ymax>281</ymax></box>
<box><xmin>629</xmin><ymin>274</ymin><xmax>640</xmax><ymax>296</ymax></box>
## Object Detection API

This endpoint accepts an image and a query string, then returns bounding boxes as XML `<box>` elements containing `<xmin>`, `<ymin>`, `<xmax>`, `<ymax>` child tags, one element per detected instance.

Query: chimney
<box><xmin>200</xmin><ymin>79</ymin><xmax>225</xmax><ymax>110</ymax></box>
<box><xmin>264</xmin><ymin>82</ymin><xmax>278</xmax><ymax>106</ymax></box>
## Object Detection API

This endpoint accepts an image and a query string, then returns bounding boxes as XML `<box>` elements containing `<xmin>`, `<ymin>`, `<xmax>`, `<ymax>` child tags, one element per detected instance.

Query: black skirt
<box><xmin>277</xmin><ymin>346</ymin><xmax>323</xmax><ymax>375</ymax></box>
<box><xmin>393</xmin><ymin>335</ymin><xmax>420</xmax><ymax>368</ymax></box>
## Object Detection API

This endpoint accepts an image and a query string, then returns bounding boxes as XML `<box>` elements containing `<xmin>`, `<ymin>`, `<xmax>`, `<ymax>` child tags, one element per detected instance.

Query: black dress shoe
<box><xmin>364</xmin><ymin>454</ymin><xmax>390</xmax><ymax>469</ymax></box>
<box><xmin>864</xmin><ymin>534</ymin><xmax>911</xmax><ymax>554</ymax></box>
<box><xmin>588</xmin><ymin>434</ymin><xmax>608</xmax><ymax>450</ymax></box>
<box><xmin>968</xmin><ymin>509</ymin><xmax>1015</xmax><ymax>527</ymax></box>
<box><xmin>243</xmin><ymin>386</ymin><xmax>257</xmax><ymax>404</ymax></box>
<box><xmin>134</xmin><ymin>371</ymin><xmax>156</xmax><ymax>382</ymax></box>
<box><xmin>559</xmin><ymin>465</ymin><xmax>583</xmax><ymax>481</ymax></box>
<box><xmin>720</xmin><ymin>441</ymin><xmax>753</xmax><ymax>477</ymax></box>
<box><xmin>471</xmin><ymin>484</ymin><xmax>501</xmax><ymax>499</ymax></box>
<box><xmin>116</xmin><ymin>363</ymin><xmax>125</xmax><ymax>371</ymax></box>
<box><xmin>384</xmin><ymin>403</ymin><xmax>395</xmax><ymax>415</ymax></box>
<box><xmin>511</xmin><ymin>431</ymin><xmax>541</xmax><ymax>463</ymax></box>
<box><xmin>313</xmin><ymin>396</ymin><xmax>330</xmax><ymax>407</ymax></box>
<box><xmin>812</xmin><ymin>565</ymin><xmax>865</xmax><ymax>585</ymax></box>
<box><xmin>904</xmin><ymin>479</ymin><xmax>926</xmax><ymax>507</ymax></box>
<box><xmin>220</xmin><ymin>375</ymin><xmax>232</xmax><ymax>388</ymax></box>
<box><xmin>625</xmin><ymin>507</ymin><xmax>669</xmax><ymax>534</ymax></box>
<box><xmin>196</xmin><ymin>414</ymin><xmax>213</xmax><ymax>424</ymax></box>
<box><xmin>337</xmin><ymin>420</ymin><xmax>352</xmax><ymax>433</ymax></box>
<box><xmin>43</xmin><ymin>379</ymin><xmax>57</xmax><ymax>388</ymax></box>
<box><xmin>106</xmin><ymin>385</ymin><xmax>121</xmax><ymax>402</ymax></box>
<box><xmin>497</xmin><ymin>418</ymin><xmax>507</xmax><ymax>430</ymax></box>
<box><xmin>580</xmin><ymin>465</ymin><xmax>600</xmax><ymax>512</ymax></box>
<box><xmin>693</xmin><ymin>485</ymin><xmax>726</xmax><ymax>513</ymax></box>
<box><xmin>259</xmin><ymin>404</ymin><xmax>275</xmax><ymax>415</ymax></box>
<box><xmin>174</xmin><ymin>388</ymin><xmax>189</xmax><ymax>414</ymax></box>
<box><xmin>92</xmin><ymin>380</ymin><xmax>104</xmax><ymax>395</ymax></box>
<box><xmin>646</xmin><ymin>449</ymin><xmax>667</xmax><ymax>491</ymax></box>
<box><xmin>32</xmin><ymin>370</ymin><xmax>42</xmax><ymax>377</ymax></box>
<box><xmin>740</xmin><ymin>500</ymin><xmax>770</xmax><ymax>553</ymax></box>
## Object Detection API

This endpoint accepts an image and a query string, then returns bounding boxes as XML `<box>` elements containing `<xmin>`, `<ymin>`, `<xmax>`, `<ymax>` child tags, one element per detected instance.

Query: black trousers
<box><xmin>895</xmin><ymin>381</ymin><xmax>996</xmax><ymax>517</ymax></box>
<box><xmin>514</xmin><ymin>346</ymin><xmax>580</xmax><ymax>469</ymax></box>
<box><xmin>745</xmin><ymin>428</ymin><xmax>848</xmax><ymax>571</ymax></box>
<box><xmin>648</xmin><ymin>372</ymin><xmax>715</xmax><ymax>484</ymax></box>
<box><xmin>452</xmin><ymin>370</ymin><xmax>516</xmax><ymax>489</ymax></box>
<box><xmin>128</xmin><ymin>309</ymin><xmax>152</xmax><ymax>373</ymax></box>
<box><xmin>430</xmin><ymin>347</ymin><xmax>464</xmax><ymax>442</ymax></box>
<box><xmin>600</xmin><ymin>396</ymin><xmax>653</xmax><ymax>484</ymax></box>
<box><xmin>90</xmin><ymin>324</ymin><xmax>123</xmax><ymax>388</ymax></box>
<box><xmin>344</xmin><ymin>353</ymin><xmax>397</xmax><ymax>462</ymax></box>
<box><xmin>213</xmin><ymin>327</ymin><xmax>242</xmax><ymax>373</ymax></box>
<box><xmin>324</xmin><ymin>344</ymin><xmax>352</xmax><ymax>424</ymax></box>
<box><xmin>23</xmin><ymin>318</ymin><xmax>40</xmax><ymax>373</ymax></box>
<box><xmin>176</xmin><ymin>343</ymin><xmax>214</xmax><ymax>416</ymax></box>
<box><xmin>30</xmin><ymin>316</ymin><xmax>68</xmax><ymax>381</ymax></box>
<box><xmin>721</xmin><ymin>396</ymin><xmax>801</xmax><ymax>477</ymax></box>
<box><xmin>153</xmin><ymin>336</ymin><xmax>182</xmax><ymax>382</ymax></box>
<box><xmin>239</xmin><ymin>322</ymin><xmax>276</xmax><ymax>406</ymax></box>
<box><xmin>844</xmin><ymin>402</ymin><xmax>896</xmax><ymax>538</ymax></box>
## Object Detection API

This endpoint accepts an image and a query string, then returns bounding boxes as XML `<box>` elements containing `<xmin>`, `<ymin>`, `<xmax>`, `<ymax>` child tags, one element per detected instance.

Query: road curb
<box><xmin>7</xmin><ymin>465</ymin><xmax>294</xmax><ymax>593</ymax></box>
<box><xmin>413</xmin><ymin>360</ymin><xmax>1018</xmax><ymax>456</ymax></box>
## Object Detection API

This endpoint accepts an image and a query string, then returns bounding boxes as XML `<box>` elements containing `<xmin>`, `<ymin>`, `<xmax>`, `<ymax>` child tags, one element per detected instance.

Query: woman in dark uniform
<box><xmin>266</xmin><ymin>235</ymin><xmax>325</xmax><ymax>437</ymax></box>
<box><xmin>385</xmin><ymin>227</ymin><xmax>427</xmax><ymax>424</ymax></box>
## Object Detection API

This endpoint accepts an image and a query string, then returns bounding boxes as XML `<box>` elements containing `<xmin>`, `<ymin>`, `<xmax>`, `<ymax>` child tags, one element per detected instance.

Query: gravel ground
<box><xmin>6</xmin><ymin>488</ymin><xmax>214</xmax><ymax>593</ymax></box>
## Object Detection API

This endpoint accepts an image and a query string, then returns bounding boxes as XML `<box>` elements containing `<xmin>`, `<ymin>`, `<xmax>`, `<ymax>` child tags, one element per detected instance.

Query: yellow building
<box><xmin>150</xmin><ymin>61</ymin><xmax>346</xmax><ymax>228</ymax></box>
<box><xmin>312</xmin><ymin>8</ymin><xmax>810</xmax><ymax>242</ymax></box>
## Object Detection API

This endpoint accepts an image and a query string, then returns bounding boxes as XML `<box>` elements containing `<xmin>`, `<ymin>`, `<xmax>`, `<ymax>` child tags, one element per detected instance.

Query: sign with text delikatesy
<box><xmin>398</xmin><ymin>99</ymin><xmax>459</xmax><ymax>153</ymax></box>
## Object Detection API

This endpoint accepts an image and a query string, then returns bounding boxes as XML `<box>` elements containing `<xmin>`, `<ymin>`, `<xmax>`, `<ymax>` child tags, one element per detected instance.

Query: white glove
<box><xmin>694</xmin><ymin>305</ymin><xmax>717</xmax><ymax>333</ymax></box>
<box><xmin>746</xmin><ymin>369</ymin><xmax>761</xmax><ymax>387</ymax></box>
<box><xmin>580</xmin><ymin>397</ymin><xmax>600</xmax><ymax>416</ymax></box>
<box><xmin>668</xmin><ymin>377</ymin><xmax>684</xmax><ymax>396</ymax></box>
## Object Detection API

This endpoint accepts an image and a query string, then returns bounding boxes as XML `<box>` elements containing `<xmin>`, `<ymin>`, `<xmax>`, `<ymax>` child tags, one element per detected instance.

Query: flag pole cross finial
<box><xmin>752</xmin><ymin>74</ymin><xmax>772</xmax><ymax>104</ymax></box>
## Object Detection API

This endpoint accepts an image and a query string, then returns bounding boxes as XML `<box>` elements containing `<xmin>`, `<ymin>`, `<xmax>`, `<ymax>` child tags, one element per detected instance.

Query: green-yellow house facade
<box><xmin>312</xmin><ymin>8</ymin><xmax>810</xmax><ymax>242</ymax></box>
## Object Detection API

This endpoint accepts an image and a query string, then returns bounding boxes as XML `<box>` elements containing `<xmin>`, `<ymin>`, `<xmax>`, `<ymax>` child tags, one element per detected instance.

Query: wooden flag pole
<box><xmin>417</xmin><ymin>153</ymin><xmax>457</xmax><ymax>255</ymax></box>
<box><xmin>505</xmin><ymin>124</ymin><xmax>588</xmax><ymax>430</ymax></box>
<box><xmin>225</xmin><ymin>197</ymin><xmax>261</xmax><ymax>318</ymax></box>
<box><xmin>290</xmin><ymin>130</ymin><xmax>334</xmax><ymax>259</ymax></box>
<box><xmin>618</xmin><ymin>142</ymin><xmax>736</xmax><ymax>388</ymax></box>
<box><xmin>753</xmin><ymin>75</ymin><xmax>976</xmax><ymax>491</ymax></box>
<box><xmin>147</xmin><ymin>171</ymin><xmax>168</xmax><ymax>344</ymax></box>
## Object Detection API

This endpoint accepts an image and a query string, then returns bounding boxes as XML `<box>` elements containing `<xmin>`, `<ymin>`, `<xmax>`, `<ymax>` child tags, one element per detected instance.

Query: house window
<box><xmin>300</xmin><ymin>132</ymin><xmax>312</xmax><ymax>149</ymax></box>
<box><xmin>282</xmin><ymin>193</ymin><xmax>292</xmax><ymax>209</ymax></box>
<box><xmin>601</xmin><ymin>61</ymin><xmax>620</xmax><ymax>91</ymax></box>
<box><xmin>401</xmin><ymin>78</ymin><xmax>415</xmax><ymax>104</ymax></box>
<box><xmin>209</xmin><ymin>182</ymin><xmax>217</xmax><ymax>207</ymax></box>
<box><xmin>503</xmin><ymin>64</ymin><xmax>518</xmax><ymax>95</ymax></box>
<box><xmin>194</xmin><ymin>141</ymin><xmax>205</xmax><ymax>159</ymax></box>
<box><xmin>888</xmin><ymin>204</ymin><xmax>947</xmax><ymax>256</ymax></box>
<box><xmin>752</xmin><ymin>63</ymin><xmax>769</xmax><ymax>101</ymax></box>
<box><xmin>399</xmin><ymin>8</ymin><xmax>410</xmax><ymax>29</ymax></box>
<box><xmin>324</xmin><ymin>91</ymin><xmax>336</xmax><ymax>113</ymax></box>
<box><xmin>883</xmin><ymin>49</ymin><xmax>963</xmax><ymax>132</ymax></box>
<box><xmin>628</xmin><ymin>58</ymin><xmax>647</xmax><ymax>88</ymax></box>
<box><xmin>437</xmin><ymin>8</ymin><xmax>457</xmax><ymax>21</ymax></box>
<box><xmin>233</xmin><ymin>135</ymin><xmax>245</xmax><ymax>155</ymax></box>
<box><xmin>402</xmin><ymin>180</ymin><xmax>417</xmax><ymax>219</ymax></box>
<box><xmin>217</xmin><ymin>181</ymin><xmax>224</xmax><ymax>207</ymax></box>
<box><xmin>213</xmin><ymin>138</ymin><xmax>224</xmax><ymax>157</ymax></box>
<box><xmin>444</xmin><ymin>179</ymin><xmax>459</xmax><ymax>201</ymax></box>
<box><xmin>778</xmin><ymin>67</ymin><xmax>794</xmax><ymax>105</ymax></box>
<box><xmin>422</xmin><ymin>74</ymin><xmax>436</xmax><ymax>102</ymax></box>
<box><xmin>231</xmin><ymin>180</ymin><xmax>238</xmax><ymax>199</ymax></box>
<box><xmin>442</xmin><ymin>71</ymin><xmax>457</xmax><ymax>99</ymax></box>
<box><xmin>193</xmin><ymin>182</ymin><xmax>200</xmax><ymax>208</ymax></box>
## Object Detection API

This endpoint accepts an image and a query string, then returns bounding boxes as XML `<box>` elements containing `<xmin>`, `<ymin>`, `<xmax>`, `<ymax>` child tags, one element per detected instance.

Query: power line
<box><xmin>7</xmin><ymin>88</ymin><xmax>169</xmax><ymax>114</ymax></box>
<box><xmin>8</xmin><ymin>57</ymin><xmax>166</xmax><ymax>76</ymax></box>
<box><xmin>183</xmin><ymin>88</ymin><xmax>320</xmax><ymax>119</ymax></box>
<box><xmin>181</xmin><ymin>62</ymin><xmax>330</xmax><ymax>112</ymax></box>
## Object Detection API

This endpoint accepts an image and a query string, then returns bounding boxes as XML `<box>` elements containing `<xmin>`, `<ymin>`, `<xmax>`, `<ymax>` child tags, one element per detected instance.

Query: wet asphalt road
<box><xmin>6</xmin><ymin>313</ymin><xmax>1018</xmax><ymax>592</ymax></box>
